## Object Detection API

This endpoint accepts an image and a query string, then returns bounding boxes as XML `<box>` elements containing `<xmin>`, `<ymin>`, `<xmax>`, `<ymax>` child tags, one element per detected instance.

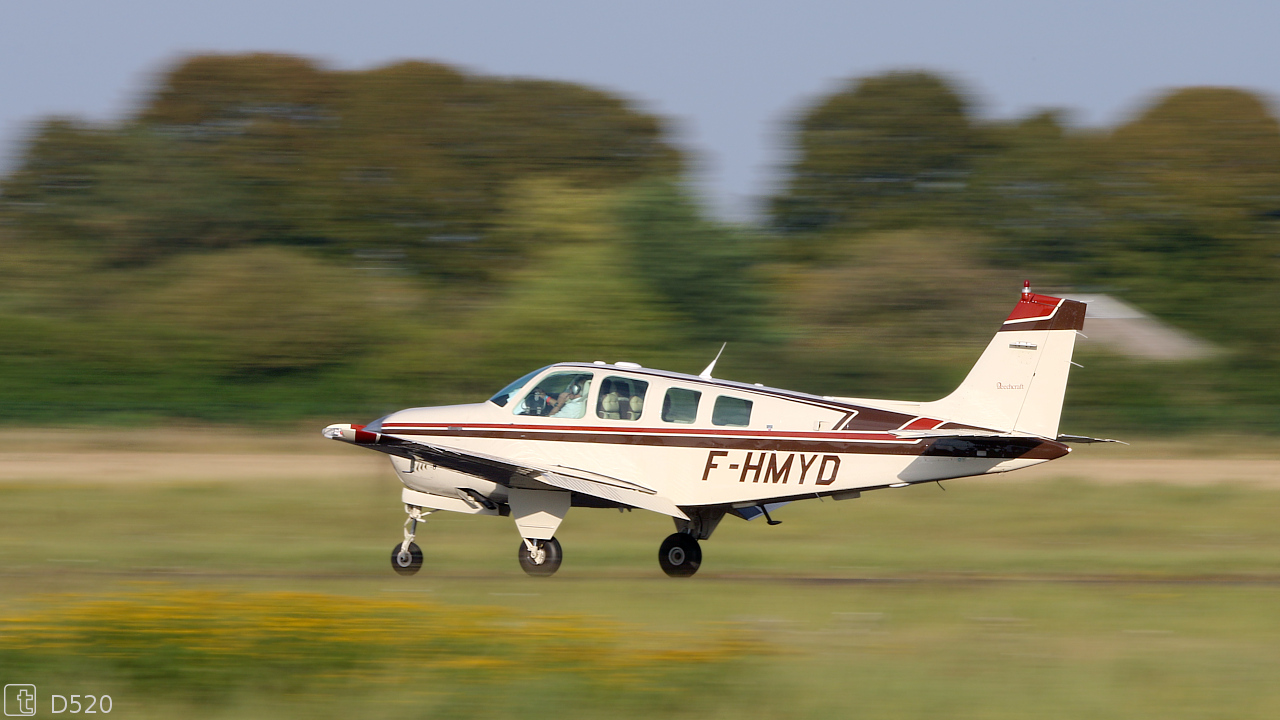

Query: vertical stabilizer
<box><xmin>921</xmin><ymin>283</ymin><xmax>1086</xmax><ymax>439</ymax></box>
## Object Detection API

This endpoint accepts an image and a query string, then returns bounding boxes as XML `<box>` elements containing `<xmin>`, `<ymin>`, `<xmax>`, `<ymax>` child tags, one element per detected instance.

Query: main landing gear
<box><xmin>657</xmin><ymin>507</ymin><xmax>725</xmax><ymax>578</ymax></box>
<box><xmin>658</xmin><ymin>533</ymin><xmax>701</xmax><ymax>577</ymax></box>
<box><xmin>517</xmin><ymin>537</ymin><xmax>563</xmax><ymax>577</ymax></box>
<box><xmin>390</xmin><ymin>505</ymin><xmax>434</xmax><ymax>576</ymax></box>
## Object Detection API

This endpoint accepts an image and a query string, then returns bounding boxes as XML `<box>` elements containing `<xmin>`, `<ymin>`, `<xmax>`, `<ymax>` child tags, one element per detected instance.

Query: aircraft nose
<box><xmin>321</xmin><ymin>423</ymin><xmax>380</xmax><ymax>444</ymax></box>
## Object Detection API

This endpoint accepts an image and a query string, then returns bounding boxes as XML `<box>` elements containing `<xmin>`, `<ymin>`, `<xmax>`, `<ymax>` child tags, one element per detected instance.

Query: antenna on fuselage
<box><xmin>699</xmin><ymin>342</ymin><xmax>727</xmax><ymax>379</ymax></box>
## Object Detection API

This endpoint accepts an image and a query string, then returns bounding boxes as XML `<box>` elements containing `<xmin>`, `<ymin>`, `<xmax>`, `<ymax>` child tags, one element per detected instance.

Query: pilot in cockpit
<box><xmin>515</xmin><ymin>372</ymin><xmax>594</xmax><ymax>418</ymax></box>
<box><xmin>549</xmin><ymin>377</ymin><xmax>591</xmax><ymax>418</ymax></box>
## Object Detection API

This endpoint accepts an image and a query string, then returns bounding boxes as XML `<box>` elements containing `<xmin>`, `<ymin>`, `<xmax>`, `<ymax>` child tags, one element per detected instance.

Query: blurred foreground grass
<box><xmin>2</xmin><ymin>441</ymin><xmax>1280</xmax><ymax>718</ymax></box>
<box><xmin>1</xmin><ymin>590</ymin><xmax>751</xmax><ymax>720</ymax></box>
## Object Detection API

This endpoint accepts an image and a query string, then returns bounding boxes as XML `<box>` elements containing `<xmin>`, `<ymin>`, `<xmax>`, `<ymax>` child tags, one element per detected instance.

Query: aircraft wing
<box><xmin>377</xmin><ymin>433</ymin><xmax>689</xmax><ymax>520</ymax></box>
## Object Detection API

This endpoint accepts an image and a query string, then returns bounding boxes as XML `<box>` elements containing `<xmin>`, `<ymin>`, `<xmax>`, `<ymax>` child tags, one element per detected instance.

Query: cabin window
<box><xmin>712</xmin><ymin>395</ymin><xmax>753</xmax><ymax>427</ymax></box>
<box><xmin>514</xmin><ymin>372</ymin><xmax>593</xmax><ymax>419</ymax></box>
<box><xmin>661</xmin><ymin>388</ymin><xmax>701</xmax><ymax>424</ymax></box>
<box><xmin>597</xmin><ymin>376</ymin><xmax>649</xmax><ymax>421</ymax></box>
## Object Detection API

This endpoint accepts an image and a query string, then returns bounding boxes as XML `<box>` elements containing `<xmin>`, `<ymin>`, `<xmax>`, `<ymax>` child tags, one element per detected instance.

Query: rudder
<box><xmin>921</xmin><ymin>283</ymin><xmax>1086</xmax><ymax>439</ymax></box>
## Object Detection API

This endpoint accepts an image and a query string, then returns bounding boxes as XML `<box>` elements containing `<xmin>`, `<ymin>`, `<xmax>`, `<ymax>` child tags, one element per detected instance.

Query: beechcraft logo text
<box><xmin>4</xmin><ymin>685</ymin><xmax>36</xmax><ymax>716</ymax></box>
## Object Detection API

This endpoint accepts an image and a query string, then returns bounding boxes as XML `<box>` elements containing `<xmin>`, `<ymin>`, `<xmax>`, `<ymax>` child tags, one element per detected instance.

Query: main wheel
<box><xmin>390</xmin><ymin>542</ymin><xmax>423</xmax><ymax>576</ymax></box>
<box><xmin>658</xmin><ymin>533</ymin><xmax>702</xmax><ymax>577</ymax></box>
<box><xmin>517</xmin><ymin>537</ymin><xmax>563</xmax><ymax>577</ymax></box>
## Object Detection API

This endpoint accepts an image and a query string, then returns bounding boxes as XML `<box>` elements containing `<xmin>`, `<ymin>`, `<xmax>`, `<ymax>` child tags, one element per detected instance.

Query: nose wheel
<box><xmin>517</xmin><ymin>537</ymin><xmax>563</xmax><ymax>577</ymax></box>
<box><xmin>391</xmin><ymin>542</ymin><xmax>423</xmax><ymax>575</ymax></box>
<box><xmin>390</xmin><ymin>505</ymin><xmax>434</xmax><ymax>576</ymax></box>
<box><xmin>659</xmin><ymin>532</ymin><xmax>702</xmax><ymax>577</ymax></box>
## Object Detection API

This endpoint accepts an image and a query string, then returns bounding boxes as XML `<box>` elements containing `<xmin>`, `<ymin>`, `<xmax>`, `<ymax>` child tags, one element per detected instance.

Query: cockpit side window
<box><xmin>597</xmin><ymin>376</ymin><xmax>649</xmax><ymax>421</ymax></box>
<box><xmin>661</xmin><ymin>387</ymin><xmax>701</xmax><ymax>424</ymax></box>
<box><xmin>712</xmin><ymin>395</ymin><xmax>753</xmax><ymax>427</ymax></box>
<box><xmin>514</xmin><ymin>372</ymin><xmax>594</xmax><ymax>419</ymax></box>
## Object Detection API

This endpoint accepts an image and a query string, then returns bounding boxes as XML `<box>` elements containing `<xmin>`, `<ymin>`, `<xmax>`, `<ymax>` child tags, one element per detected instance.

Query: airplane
<box><xmin>324</xmin><ymin>282</ymin><xmax>1118</xmax><ymax>578</ymax></box>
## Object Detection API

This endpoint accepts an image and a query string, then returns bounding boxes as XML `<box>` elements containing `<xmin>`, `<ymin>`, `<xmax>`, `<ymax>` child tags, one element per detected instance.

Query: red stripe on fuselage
<box><xmin>380</xmin><ymin>422</ymin><xmax>912</xmax><ymax>443</ymax></box>
<box><xmin>377</xmin><ymin>423</ymin><xmax>1068</xmax><ymax>459</ymax></box>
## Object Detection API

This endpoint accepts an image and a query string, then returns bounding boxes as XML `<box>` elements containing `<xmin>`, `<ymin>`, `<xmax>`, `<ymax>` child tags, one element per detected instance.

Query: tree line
<box><xmin>1</xmin><ymin>55</ymin><xmax>1277</xmax><ymax>431</ymax></box>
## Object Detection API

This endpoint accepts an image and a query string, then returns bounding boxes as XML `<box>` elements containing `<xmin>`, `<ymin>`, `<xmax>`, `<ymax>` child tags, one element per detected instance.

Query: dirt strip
<box><xmin>0</xmin><ymin>451</ymin><xmax>1277</xmax><ymax>487</ymax></box>
<box><xmin>0</xmin><ymin>452</ymin><xmax>389</xmax><ymax>483</ymax></box>
<box><xmin>0</xmin><ymin>429</ymin><xmax>1276</xmax><ymax>486</ymax></box>
<box><xmin>1014</xmin><ymin>456</ymin><xmax>1280</xmax><ymax>487</ymax></box>
<box><xmin>3</xmin><ymin>567</ymin><xmax>1279</xmax><ymax>586</ymax></box>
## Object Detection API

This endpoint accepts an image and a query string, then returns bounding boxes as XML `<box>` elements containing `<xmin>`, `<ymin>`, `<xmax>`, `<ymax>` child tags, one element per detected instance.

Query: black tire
<box><xmin>658</xmin><ymin>533</ymin><xmax>702</xmax><ymax>577</ymax></box>
<box><xmin>390</xmin><ymin>542</ymin><xmax>423</xmax><ymax>576</ymax></box>
<box><xmin>517</xmin><ymin>537</ymin><xmax>563</xmax><ymax>577</ymax></box>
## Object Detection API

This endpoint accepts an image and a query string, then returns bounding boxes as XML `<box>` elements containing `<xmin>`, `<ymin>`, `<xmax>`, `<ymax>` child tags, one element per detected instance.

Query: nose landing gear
<box><xmin>390</xmin><ymin>505</ymin><xmax>434</xmax><ymax>576</ymax></box>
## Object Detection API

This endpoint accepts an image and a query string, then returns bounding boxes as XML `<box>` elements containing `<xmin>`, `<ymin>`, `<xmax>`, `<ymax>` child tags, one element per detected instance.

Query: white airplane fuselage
<box><xmin>368</xmin><ymin>368</ymin><xmax>1068</xmax><ymax>516</ymax></box>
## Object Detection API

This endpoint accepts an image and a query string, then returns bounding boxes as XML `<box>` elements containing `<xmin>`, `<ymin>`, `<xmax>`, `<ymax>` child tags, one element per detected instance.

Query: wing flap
<box><xmin>537</xmin><ymin>471</ymin><xmax>687</xmax><ymax>519</ymax></box>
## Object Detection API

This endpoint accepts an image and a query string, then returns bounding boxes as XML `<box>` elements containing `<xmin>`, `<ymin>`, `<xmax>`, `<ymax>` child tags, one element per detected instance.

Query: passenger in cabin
<box><xmin>626</xmin><ymin>387</ymin><xmax>644</xmax><ymax>420</ymax></box>
<box><xmin>598</xmin><ymin>379</ymin><xmax>622</xmax><ymax>419</ymax></box>
<box><xmin>597</xmin><ymin>376</ymin><xmax>648</xmax><ymax>420</ymax></box>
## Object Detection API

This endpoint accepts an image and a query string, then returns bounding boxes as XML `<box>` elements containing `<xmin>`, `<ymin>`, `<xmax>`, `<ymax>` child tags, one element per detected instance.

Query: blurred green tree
<box><xmin>5</xmin><ymin>55</ymin><xmax>1280</xmax><ymax>432</ymax></box>
<box><xmin>2</xmin><ymin>123</ymin><xmax>270</xmax><ymax>266</ymax></box>
<box><xmin>771</xmin><ymin>71</ymin><xmax>987</xmax><ymax>245</ymax></box>
<box><xmin>615</xmin><ymin>180</ymin><xmax>764</xmax><ymax>341</ymax></box>
<box><xmin>137</xmin><ymin>247</ymin><xmax>375</xmax><ymax>375</ymax></box>
<box><xmin>965</xmin><ymin>110</ymin><xmax>1111</xmax><ymax>267</ymax></box>
<box><xmin>2</xmin><ymin>53</ymin><xmax>683</xmax><ymax>278</ymax></box>
<box><xmin>770</xmin><ymin>229</ymin><xmax>1027</xmax><ymax>398</ymax></box>
<box><xmin>1069</xmin><ymin>89</ymin><xmax>1280</xmax><ymax>342</ymax></box>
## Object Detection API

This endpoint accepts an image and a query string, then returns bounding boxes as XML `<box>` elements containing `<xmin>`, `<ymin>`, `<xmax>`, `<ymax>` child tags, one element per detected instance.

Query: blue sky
<box><xmin>3</xmin><ymin>0</ymin><xmax>1278</xmax><ymax>219</ymax></box>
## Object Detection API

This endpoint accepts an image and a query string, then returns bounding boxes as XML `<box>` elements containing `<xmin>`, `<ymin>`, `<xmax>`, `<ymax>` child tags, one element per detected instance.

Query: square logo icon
<box><xmin>3</xmin><ymin>685</ymin><xmax>36</xmax><ymax>716</ymax></box>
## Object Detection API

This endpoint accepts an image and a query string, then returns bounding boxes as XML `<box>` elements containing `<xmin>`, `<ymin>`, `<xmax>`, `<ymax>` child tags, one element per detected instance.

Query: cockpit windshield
<box><xmin>488</xmin><ymin>367</ymin><xmax>547</xmax><ymax>407</ymax></box>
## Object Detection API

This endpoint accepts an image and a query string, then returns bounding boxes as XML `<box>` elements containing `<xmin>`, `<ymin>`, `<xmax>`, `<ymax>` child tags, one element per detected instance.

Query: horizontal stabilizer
<box><xmin>732</xmin><ymin>501</ymin><xmax>790</xmax><ymax>522</ymax></box>
<box><xmin>1056</xmin><ymin>434</ymin><xmax>1129</xmax><ymax>445</ymax></box>
<box><xmin>891</xmin><ymin>428</ymin><xmax>1013</xmax><ymax>440</ymax></box>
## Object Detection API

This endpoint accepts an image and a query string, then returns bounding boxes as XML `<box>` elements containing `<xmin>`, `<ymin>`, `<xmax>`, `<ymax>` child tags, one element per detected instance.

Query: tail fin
<box><xmin>921</xmin><ymin>283</ymin><xmax>1086</xmax><ymax>439</ymax></box>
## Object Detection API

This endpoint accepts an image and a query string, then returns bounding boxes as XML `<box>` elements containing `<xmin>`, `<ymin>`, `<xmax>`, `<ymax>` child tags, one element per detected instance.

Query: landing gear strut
<box><xmin>658</xmin><ymin>533</ymin><xmax>702</xmax><ymax>577</ymax></box>
<box><xmin>390</xmin><ymin>505</ymin><xmax>434</xmax><ymax>576</ymax></box>
<box><xmin>517</xmin><ymin>537</ymin><xmax>563</xmax><ymax>577</ymax></box>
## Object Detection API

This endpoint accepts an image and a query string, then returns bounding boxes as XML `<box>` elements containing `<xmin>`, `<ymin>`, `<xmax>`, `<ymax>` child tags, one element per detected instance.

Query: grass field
<box><xmin>3</xmin><ymin>430</ymin><xmax>1280</xmax><ymax>719</ymax></box>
